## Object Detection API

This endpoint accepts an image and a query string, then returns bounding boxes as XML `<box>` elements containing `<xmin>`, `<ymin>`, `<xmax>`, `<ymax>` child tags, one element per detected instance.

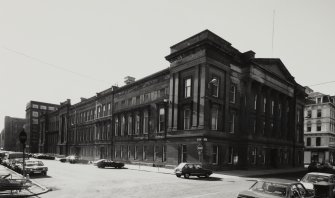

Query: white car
<box><xmin>17</xmin><ymin>160</ymin><xmax>48</xmax><ymax>176</ymax></box>
<box><xmin>299</xmin><ymin>172</ymin><xmax>335</xmax><ymax>192</ymax></box>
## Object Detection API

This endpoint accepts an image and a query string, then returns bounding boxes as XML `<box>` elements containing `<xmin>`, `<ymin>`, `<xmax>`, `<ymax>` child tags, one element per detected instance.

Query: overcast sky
<box><xmin>1</xmin><ymin>0</ymin><xmax>335</xmax><ymax>131</ymax></box>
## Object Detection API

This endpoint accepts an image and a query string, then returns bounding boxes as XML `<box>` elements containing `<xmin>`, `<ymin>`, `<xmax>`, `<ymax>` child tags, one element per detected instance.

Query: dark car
<box><xmin>308</xmin><ymin>162</ymin><xmax>334</xmax><ymax>173</ymax></box>
<box><xmin>237</xmin><ymin>179</ymin><xmax>314</xmax><ymax>198</ymax></box>
<box><xmin>174</xmin><ymin>163</ymin><xmax>212</xmax><ymax>179</ymax></box>
<box><xmin>96</xmin><ymin>160</ymin><xmax>124</xmax><ymax>168</ymax></box>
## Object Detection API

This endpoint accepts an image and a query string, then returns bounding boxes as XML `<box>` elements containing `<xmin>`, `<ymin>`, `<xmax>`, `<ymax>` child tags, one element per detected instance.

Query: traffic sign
<box><xmin>19</xmin><ymin>129</ymin><xmax>27</xmax><ymax>144</ymax></box>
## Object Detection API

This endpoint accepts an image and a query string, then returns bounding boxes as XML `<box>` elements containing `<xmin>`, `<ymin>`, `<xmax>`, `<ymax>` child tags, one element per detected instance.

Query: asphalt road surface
<box><xmin>29</xmin><ymin>160</ymin><xmax>255</xmax><ymax>198</ymax></box>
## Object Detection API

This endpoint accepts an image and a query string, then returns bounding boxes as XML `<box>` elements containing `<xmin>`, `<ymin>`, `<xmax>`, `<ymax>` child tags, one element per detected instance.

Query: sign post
<box><xmin>19</xmin><ymin>129</ymin><xmax>27</xmax><ymax>177</ymax></box>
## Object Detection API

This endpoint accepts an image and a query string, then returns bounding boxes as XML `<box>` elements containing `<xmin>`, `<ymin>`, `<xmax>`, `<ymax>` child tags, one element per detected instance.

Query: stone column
<box><xmin>192</xmin><ymin>65</ymin><xmax>200</xmax><ymax>128</ymax></box>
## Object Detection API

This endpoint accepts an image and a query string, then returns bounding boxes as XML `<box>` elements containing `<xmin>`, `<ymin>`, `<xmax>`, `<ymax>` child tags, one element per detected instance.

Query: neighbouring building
<box><xmin>3</xmin><ymin>116</ymin><xmax>26</xmax><ymax>151</ymax></box>
<box><xmin>0</xmin><ymin>129</ymin><xmax>4</xmax><ymax>149</ymax></box>
<box><xmin>304</xmin><ymin>88</ymin><xmax>335</xmax><ymax>165</ymax></box>
<box><xmin>36</xmin><ymin>30</ymin><xmax>305</xmax><ymax>170</ymax></box>
<box><xmin>25</xmin><ymin>101</ymin><xmax>59</xmax><ymax>153</ymax></box>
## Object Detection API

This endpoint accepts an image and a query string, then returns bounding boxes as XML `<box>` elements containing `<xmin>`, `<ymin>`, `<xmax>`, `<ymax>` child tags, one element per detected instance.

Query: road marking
<box><xmin>183</xmin><ymin>191</ymin><xmax>226</xmax><ymax>198</ymax></box>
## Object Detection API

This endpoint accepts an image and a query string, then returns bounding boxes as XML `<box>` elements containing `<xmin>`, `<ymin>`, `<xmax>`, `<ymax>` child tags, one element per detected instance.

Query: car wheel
<box><xmin>184</xmin><ymin>173</ymin><xmax>190</xmax><ymax>179</ymax></box>
<box><xmin>176</xmin><ymin>174</ymin><xmax>181</xmax><ymax>178</ymax></box>
<box><xmin>205</xmin><ymin>173</ymin><xmax>210</xmax><ymax>178</ymax></box>
<box><xmin>43</xmin><ymin>171</ymin><xmax>47</xmax><ymax>176</ymax></box>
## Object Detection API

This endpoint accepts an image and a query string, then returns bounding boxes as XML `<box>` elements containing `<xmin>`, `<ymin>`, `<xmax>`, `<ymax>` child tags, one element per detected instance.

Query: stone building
<box><xmin>38</xmin><ymin>30</ymin><xmax>305</xmax><ymax>170</ymax></box>
<box><xmin>3</xmin><ymin>116</ymin><xmax>26</xmax><ymax>151</ymax></box>
<box><xmin>304</xmin><ymin>89</ymin><xmax>335</xmax><ymax>164</ymax></box>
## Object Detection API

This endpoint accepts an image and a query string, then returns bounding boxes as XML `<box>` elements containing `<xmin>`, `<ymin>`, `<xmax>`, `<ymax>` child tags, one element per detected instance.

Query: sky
<box><xmin>1</xmin><ymin>0</ymin><xmax>335</xmax><ymax>131</ymax></box>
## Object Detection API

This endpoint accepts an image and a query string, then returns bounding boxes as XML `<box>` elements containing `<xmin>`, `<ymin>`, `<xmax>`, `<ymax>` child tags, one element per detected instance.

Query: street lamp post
<box><xmin>19</xmin><ymin>129</ymin><xmax>27</xmax><ymax>177</ymax></box>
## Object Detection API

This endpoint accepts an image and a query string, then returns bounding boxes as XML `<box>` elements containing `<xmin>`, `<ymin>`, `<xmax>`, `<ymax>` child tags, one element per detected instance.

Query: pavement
<box><xmin>0</xmin><ymin>165</ymin><xmax>49</xmax><ymax>197</ymax></box>
<box><xmin>125</xmin><ymin>163</ymin><xmax>307</xmax><ymax>180</ymax></box>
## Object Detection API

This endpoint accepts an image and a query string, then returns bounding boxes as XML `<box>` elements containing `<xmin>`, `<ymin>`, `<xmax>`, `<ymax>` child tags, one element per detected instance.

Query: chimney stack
<box><xmin>124</xmin><ymin>76</ymin><xmax>135</xmax><ymax>85</ymax></box>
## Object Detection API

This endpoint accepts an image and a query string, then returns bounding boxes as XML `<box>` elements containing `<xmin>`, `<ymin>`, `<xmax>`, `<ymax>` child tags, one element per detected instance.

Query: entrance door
<box><xmin>270</xmin><ymin>149</ymin><xmax>278</xmax><ymax>168</ymax></box>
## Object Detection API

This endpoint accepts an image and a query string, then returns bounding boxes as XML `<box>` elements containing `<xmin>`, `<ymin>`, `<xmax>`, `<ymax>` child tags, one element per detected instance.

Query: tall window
<box><xmin>128</xmin><ymin>115</ymin><xmax>132</xmax><ymax>135</ymax></box>
<box><xmin>120</xmin><ymin>145</ymin><xmax>123</xmax><ymax>159</ymax></box>
<box><xmin>306</xmin><ymin>138</ymin><xmax>311</xmax><ymax>146</ymax></box>
<box><xmin>108</xmin><ymin>103</ymin><xmax>111</xmax><ymax>115</ymax></box>
<box><xmin>182</xmin><ymin>145</ymin><xmax>187</xmax><ymax>162</ymax></box>
<box><xmin>153</xmin><ymin>146</ymin><xmax>158</xmax><ymax>161</ymax></box>
<box><xmin>251</xmin><ymin>147</ymin><xmax>257</xmax><ymax>164</ymax></box>
<box><xmin>229</xmin><ymin>112</ymin><xmax>235</xmax><ymax>133</ymax></box>
<box><xmin>184</xmin><ymin>108</ymin><xmax>191</xmax><ymax>130</ymax></box>
<box><xmin>317</xmin><ymin>109</ymin><xmax>322</xmax><ymax>118</ymax></box>
<box><xmin>103</xmin><ymin>105</ymin><xmax>106</xmax><ymax>116</ymax></box>
<box><xmin>316</xmin><ymin>137</ymin><xmax>321</xmax><ymax>146</ymax></box>
<box><xmin>253</xmin><ymin>120</ymin><xmax>256</xmax><ymax>134</ymax></box>
<box><xmin>261</xmin><ymin>150</ymin><xmax>266</xmax><ymax>164</ymax></box>
<box><xmin>211</xmin><ymin>77</ymin><xmax>219</xmax><ymax>97</ymax></box>
<box><xmin>307</xmin><ymin>110</ymin><xmax>312</xmax><ymax>118</ymax></box>
<box><xmin>317</xmin><ymin>121</ymin><xmax>322</xmax><ymax>131</ymax></box>
<box><xmin>127</xmin><ymin>145</ymin><xmax>131</xmax><ymax>159</ymax></box>
<box><xmin>262</xmin><ymin>121</ymin><xmax>266</xmax><ymax>135</ymax></box>
<box><xmin>211</xmin><ymin>106</ymin><xmax>218</xmax><ymax>130</ymax></box>
<box><xmin>143</xmin><ymin>110</ymin><xmax>149</xmax><ymax>134</ymax></box>
<box><xmin>307</xmin><ymin>122</ymin><xmax>311</xmax><ymax>132</ymax></box>
<box><xmin>254</xmin><ymin>94</ymin><xmax>257</xmax><ymax>110</ymax></box>
<box><xmin>278</xmin><ymin>104</ymin><xmax>282</xmax><ymax>118</ymax></box>
<box><xmin>317</xmin><ymin>97</ymin><xmax>322</xmax><ymax>104</ymax></box>
<box><xmin>162</xmin><ymin>145</ymin><xmax>166</xmax><ymax>162</ymax></box>
<box><xmin>229</xmin><ymin>84</ymin><xmax>236</xmax><ymax>103</ymax></box>
<box><xmin>159</xmin><ymin>108</ymin><xmax>165</xmax><ymax>132</ymax></box>
<box><xmin>184</xmin><ymin>78</ymin><xmax>191</xmax><ymax>98</ymax></box>
<box><xmin>143</xmin><ymin>146</ymin><xmax>147</xmax><ymax>160</ymax></box>
<box><xmin>134</xmin><ymin>146</ymin><xmax>137</xmax><ymax>160</ymax></box>
<box><xmin>271</xmin><ymin>101</ymin><xmax>274</xmax><ymax>115</ymax></box>
<box><xmin>212</xmin><ymin>145</ymin><xmax>219</xmax><ymax>164</ymax></box>
<box><xmin>228</xmin><ymin>146</ymin><xmax>233</xmax><ymax>164</ymax></box>
<box><xmin>121</xmin><ymin>115</ymin><xmax>125</xmax><ymax>136</ymax></box>
<box><xmin>135</xmin><ymin>114</ymin><xmax>140</xmax><ymax>134</ymax></box>
<box><xmin>114</xmin><ymin>117</ymin><xmax>119</xmax><ymax>136</ymax></box>
<box><xmin>263</xmin><ymin>97</ymin><xmax>267</xmax><ymax>113</ymax></box>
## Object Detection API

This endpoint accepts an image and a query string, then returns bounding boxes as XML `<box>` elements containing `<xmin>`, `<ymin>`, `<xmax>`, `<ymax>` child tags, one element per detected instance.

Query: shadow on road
<box><xmin>178</xmin><ymin>176</ymin><xmax>222</xmax><ymax>181</ymax></box>
<box><xmin>29</xmin><ymin>175</ymin><xmax>52</xmax><ymax>179</ymax></box>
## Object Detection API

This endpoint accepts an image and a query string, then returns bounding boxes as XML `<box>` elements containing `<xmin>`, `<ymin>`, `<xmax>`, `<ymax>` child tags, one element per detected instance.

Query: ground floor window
<box><xmin>228</xmin><ymin>146</ymin><xmax>233</xmax><ymax>164</ymax></box>
<box><xmin>182</xmin><ymin>145</ymin><xmax>187</xmax><ymax>162</ymax></box>
<box><xmin>162</xmin><ymin>145</ymin><xmax>166</xmax><ymax>162</ymax></box>
<box><xmin>212</xmin><ymin>145</ymin><xmax>219</xmax><ymax>164</ymax></box>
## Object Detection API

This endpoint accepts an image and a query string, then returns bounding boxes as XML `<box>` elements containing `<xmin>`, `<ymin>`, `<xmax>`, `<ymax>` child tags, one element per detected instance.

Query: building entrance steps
<box><xmin>0</xmin><ymin>165</ymin><xmax>50</xmax><ymax>197</ymax></box>
<box><xmin>125</xmin><ymin>163</ymin><xmax>306</xmax><ymax>180</ymax></box>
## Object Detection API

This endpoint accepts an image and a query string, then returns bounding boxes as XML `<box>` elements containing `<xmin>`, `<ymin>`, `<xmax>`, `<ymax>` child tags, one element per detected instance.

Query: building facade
<box><xmin>25</xmin><ymin>101</ymin><xmax>59</xmax><ymax>153</ymax></box>
<box><xmin>38</xmin><ymin>30</ymin><xmax>305</xmax><ymax>170</ymax></box>
<box><xmin>304</xmin><ymin>90</ymin><xmax>335</xmax><ymax>165</ymax></box>
<box><xmin>3</xmin><ymin>116</ymin><xmax>26</xmax><ymax>151</ymax></box>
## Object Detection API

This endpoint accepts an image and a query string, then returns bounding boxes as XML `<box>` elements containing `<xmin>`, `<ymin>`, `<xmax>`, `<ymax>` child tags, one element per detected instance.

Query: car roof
<box><xmin>258</xmin><ymin>178</ymin><xmax>299</xmax><ymax>185</ymax></box>
<box><xmin>306</xmin><ymin>172</ymin><xmax>334</xmax><ymax>176</ymax></box>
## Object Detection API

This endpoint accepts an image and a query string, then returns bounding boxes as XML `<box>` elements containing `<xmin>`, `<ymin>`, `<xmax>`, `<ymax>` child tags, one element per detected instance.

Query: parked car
<box><xmin>237</xmin><ymin>179</ymin><xmax>314</xmax><ymax>198</ymax></box>
<box><xmin>35</xmin><ymin>153</ymin><xmax>55</xmax><ymax>160</ymax></box>
<box><xmin>65</xmin><ymin>155</ymin><xmax>79</xmax><ymax>163</ymax></box>
<box><xmin>93</xmin><ymin>159</ymin><xmax>106</xmax><ymax>166</ymax></box>
<box><xmin>17</xmin><ymin>160</ymin><xmax>48</xmax><ymax>176</ymax></box>
<box><xmin>308</xmin><ymin>162</ymin><xmax>334</xmax><ymax>173</ymax></box>
<box><xmin>174</xmin><ymin>163</ymin><xmax>212</xmax><ymax>179</ymax></box>
<box><xmin>96</xmin><ymin>160</ymin><xmax>124</xmax><ymax>168</ymax></box>
<box><xmin>298</xmin><ymin>172</ymin><xmax>335</xmax><ymax>194</ymax></box>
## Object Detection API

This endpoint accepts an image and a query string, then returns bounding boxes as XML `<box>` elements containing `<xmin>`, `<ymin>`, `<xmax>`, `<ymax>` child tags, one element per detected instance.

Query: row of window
<box><xmin>253</xmin><ymin>94</ymin><xmax>289</xmax><ymax>117</ymax></box>
<box><xmin>306</xmin><ymin>109</ymin><xmax>323</xmax><ymax>118</ymax></box>
<box><xmin>306</xmin><ymin>137</ymin><xmax>321</xmax><ymax>146</ymax></box>
<box><xmin>114</xmin><ymin>145</ymin><xmax>167</xmax><ymax>162</ymax></box>
<box><xmin>115</xmin><ymin>87</ymin><xmax>168</xmax><ymax>110</ymax></box>
<box><xmin>72</xmin><ymin>103</ymin><xmax>112</xmax><ymax>124</ymax></box>
<box><xmin>32</xmin><ymin>104</ymin><xmax>57</xmax><ymax>111</ymax></box>
<box><xmin>114</xmin><ymin>108</ymin><xmax>165</xmax><ymax>136</ymax></box>
<box><xmin>184</xmin><ymin>77</ymin><xmax>237</xmax><ymax>103</ymax></box>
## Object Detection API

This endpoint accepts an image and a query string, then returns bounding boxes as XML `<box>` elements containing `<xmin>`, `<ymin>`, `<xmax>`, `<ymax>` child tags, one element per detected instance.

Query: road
<box><xmin>29</xmin><ymin>160</ymin><xmax>255</xmax><ymax>198</ymax></box>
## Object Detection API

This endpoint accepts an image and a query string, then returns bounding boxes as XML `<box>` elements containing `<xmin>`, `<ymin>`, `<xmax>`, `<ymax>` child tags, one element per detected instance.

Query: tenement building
<box><xmin>304</xmin><ymin>88</ymin><xmax>335</xmax><ymax>165</ymax></box>
<box><xmin>37</xmin><ymin>30</ymin><xmax>305</xmax><ymax>170</ymax></box>
<box><xmin>3</xmin><ymin>116</ymin><xmax>26</xmax><ymax>151</ymax></box>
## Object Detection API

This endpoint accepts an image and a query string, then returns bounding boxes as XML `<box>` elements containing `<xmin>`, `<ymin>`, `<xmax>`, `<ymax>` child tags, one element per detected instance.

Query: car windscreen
<box><xmin>250</xmin><ymin>181</ymin><xmax>288</xmax><ymax>197</ymax></box>
<box><xmin>301</xmin><ymin>174</ymin><xmax>330</xmax><ymax>183</ymax></box>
